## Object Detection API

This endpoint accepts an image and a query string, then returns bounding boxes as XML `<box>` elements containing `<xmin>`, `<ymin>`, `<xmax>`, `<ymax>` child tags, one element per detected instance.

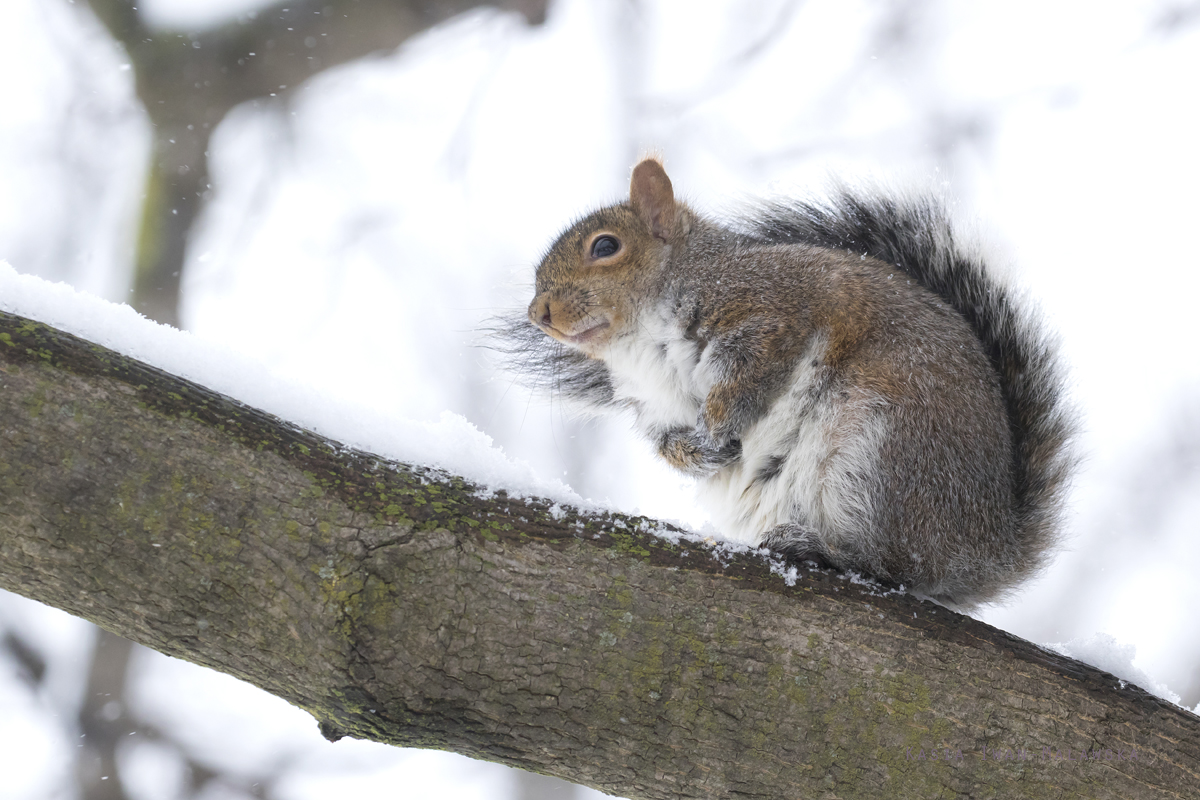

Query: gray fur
<box><xmin>497</xmin><ymin>169</ymin><xmax>1075</xmax><ymax>608</ymax></box>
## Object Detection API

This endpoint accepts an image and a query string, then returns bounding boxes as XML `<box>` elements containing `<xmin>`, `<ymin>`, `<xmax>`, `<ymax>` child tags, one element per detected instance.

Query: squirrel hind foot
<box><xmin>761</xmin><ymin>524</ymin><xmax>910</xmax><ymax>597</ymax></box>
<box><xmin>760</xmin><ymin>523</ymin><xmax>836</xmax><ymax>571</ymax></box>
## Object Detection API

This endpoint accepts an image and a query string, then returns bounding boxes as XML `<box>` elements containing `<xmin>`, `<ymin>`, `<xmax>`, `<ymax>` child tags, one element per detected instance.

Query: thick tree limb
<box><xmin>0</xmin><ymin>309</ymin><xmax>1197</xmax><ymax>799</ymax></box>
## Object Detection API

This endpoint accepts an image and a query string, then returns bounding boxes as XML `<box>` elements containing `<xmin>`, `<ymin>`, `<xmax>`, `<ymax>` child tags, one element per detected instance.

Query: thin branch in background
<box><xmin>632</xmin><ymin>0</ymin><xmax>805</xmax><ymax>117</ymax></box>
<box><xmin>440</xmin><ymin>13</ymin><xmax>524</xmax><ymax>180</ymax></box>
<box><xmin>1152</xmin><ymin>1</ymin><xmax>1200</xmax><ymax>34</ymax></box>
<box><xmin>514</xmin><ymin>769</ymin><xmax>582</xmax><ymax>800</ymax></box>
<box><xmin>91</xmin><ymin>640</ymin><xmax>302</xmax><ymax>799</ymax></box>
<box><xmin>78</xmin><ymin>0</ymin><xmax>549</xmax><ymax>328</ymax></box>
<box><xmin>1</xmin><ymin>629</ymin><xmax>47</xmax><ymax>689</ymax></box>
<box><xmin>78</xmin><ymin>630</ymin><xmax>134</xmax><ymax>800</ymax></box>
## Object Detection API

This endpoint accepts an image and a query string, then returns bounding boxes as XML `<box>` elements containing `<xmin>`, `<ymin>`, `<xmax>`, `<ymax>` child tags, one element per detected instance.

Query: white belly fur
<box><xmin>606</xmin><ymin>318</ymin><xmax>885</xmax><ymax>547</ymax></box>
<box><xmin>604</xmin><ymin>312</ymin><xmax>705</xmax><ymax>431</ymax></box>
<box><xmin>702</xmin><ymin>354</ymin><xmax>887</xmax><ymax>547</ymax></box>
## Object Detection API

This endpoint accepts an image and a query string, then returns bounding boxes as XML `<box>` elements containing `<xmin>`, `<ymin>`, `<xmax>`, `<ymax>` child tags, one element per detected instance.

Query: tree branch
<box><xmin>0</xmin><ymin>309</ymin><xmax>1197</xmax><ymax>799</ymax></box>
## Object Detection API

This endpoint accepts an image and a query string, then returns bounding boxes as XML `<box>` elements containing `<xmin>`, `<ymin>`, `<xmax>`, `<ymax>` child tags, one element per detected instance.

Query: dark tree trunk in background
<box><xmin>54</xmin><ymin>4</ymin><xmax>546</xmax><ymax>794</ymax></box>
<box><xmin>81</xmin><ymin>0</ymin><xmax>549</xmax><ymax>328</ymax></box>
<box><xmin>77</xmin><ymin>631</ymin><xmax>136</xmax><ymax>800</ymax></box>
<box><xmin>3</xmin><ymin>312</ymin><xmax>1198</xmax><ymax>799</ymax></box>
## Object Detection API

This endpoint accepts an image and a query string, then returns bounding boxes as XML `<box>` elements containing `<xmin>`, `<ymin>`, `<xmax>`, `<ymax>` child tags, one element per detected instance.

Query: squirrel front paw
<box><xmin>657</xmin><ymin>426</ymin><xmax>742</xmax><ymax>476</ymax></box>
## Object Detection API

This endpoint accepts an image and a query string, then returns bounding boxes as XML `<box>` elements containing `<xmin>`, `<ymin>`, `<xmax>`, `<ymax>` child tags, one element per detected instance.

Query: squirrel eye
<box><xmin>590</xmin><ymin>235</ymin><xmax>620</xmax><ymax>260</ymax></box>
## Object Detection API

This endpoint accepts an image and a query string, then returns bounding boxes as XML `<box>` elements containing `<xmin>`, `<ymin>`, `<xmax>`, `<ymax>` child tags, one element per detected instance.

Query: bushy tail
<box><xmin>747</xmin><ymin>190</ymin><xmax>1076</xmax><ymax>581</ymax></box>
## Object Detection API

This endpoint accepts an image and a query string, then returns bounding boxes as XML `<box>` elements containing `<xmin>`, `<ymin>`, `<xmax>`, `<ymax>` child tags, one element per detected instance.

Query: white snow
<box><xmin>5</xmin><ymin>1</ymin><xmax>1200</xmax><ymax>796</ymax></box>
<box><xmin>0</xmin><ymin>260</ymin><xmax>585</xmax><ymax>508</ymax></box>
<box><xmin>1044</xmin><ymin>632</ymin><xmax>1183</xmax><ymax>707</ymax></box>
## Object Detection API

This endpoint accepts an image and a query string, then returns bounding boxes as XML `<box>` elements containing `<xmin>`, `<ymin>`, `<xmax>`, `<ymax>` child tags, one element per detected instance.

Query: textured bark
<box><xmin>0</xmin><ymin>309</ymin><xmax>1197</xmax><ymax>799</ymax></box>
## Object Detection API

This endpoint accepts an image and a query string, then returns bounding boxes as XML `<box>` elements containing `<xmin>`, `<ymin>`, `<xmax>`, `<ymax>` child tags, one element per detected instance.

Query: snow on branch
<box><xmin>1</xmin><ymin>270</ymin><xmax>1198</xmax><ymax>798</ymax></box>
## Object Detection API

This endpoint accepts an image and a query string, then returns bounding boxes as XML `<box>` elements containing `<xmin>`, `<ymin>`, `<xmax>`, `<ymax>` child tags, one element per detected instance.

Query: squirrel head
<box><xmin>528</xmin><ymin>158</ymin><xmax>690</xmax><ymax>355</ymax></box>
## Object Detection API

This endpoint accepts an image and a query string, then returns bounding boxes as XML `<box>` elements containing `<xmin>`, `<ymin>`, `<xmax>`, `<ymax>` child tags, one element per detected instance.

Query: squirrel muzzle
<box><xmin>529</xmin><ymin>290</ymin><xmax>614</xmax><ymax>349</ymax></box>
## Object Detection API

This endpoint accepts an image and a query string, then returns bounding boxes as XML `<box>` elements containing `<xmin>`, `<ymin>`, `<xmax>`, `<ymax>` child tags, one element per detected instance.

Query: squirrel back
<box><xmin>499</xmin><ymin>159</ymin><xmax>1075</xmax><ymax>607</ymax></box>
<box><xmin>745</xmin><ymin>192</ymin><xmax>1075</xmax><ymax>598</ymax></box>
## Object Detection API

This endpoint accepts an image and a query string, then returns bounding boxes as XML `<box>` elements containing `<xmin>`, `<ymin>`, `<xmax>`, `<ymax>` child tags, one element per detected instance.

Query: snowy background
<box><xmin>2</xmin><ymin>0</ymin><xmax>1200</xmax><ymax>797</ymax></box>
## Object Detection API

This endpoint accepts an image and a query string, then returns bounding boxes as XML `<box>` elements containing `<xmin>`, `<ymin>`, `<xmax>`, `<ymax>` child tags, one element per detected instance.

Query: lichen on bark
<box><xmin>1</xmin><ymin>310</ymin><xmax>1198</xmax><ymax>800</ymax></box>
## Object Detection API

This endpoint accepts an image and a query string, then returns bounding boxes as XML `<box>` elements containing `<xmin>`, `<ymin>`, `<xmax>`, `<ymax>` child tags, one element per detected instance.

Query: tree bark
<box><xmin>1</xmin><ymin>309</ymin><xmax>1197</xmax><ymax>799</ymax></box>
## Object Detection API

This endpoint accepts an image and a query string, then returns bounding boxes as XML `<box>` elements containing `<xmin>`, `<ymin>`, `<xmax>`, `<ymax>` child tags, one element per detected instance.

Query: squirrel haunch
<box><xmin>504</xmin><ymin>158</ymin><xmax>1074</xmax><ymax>607</ymax></box>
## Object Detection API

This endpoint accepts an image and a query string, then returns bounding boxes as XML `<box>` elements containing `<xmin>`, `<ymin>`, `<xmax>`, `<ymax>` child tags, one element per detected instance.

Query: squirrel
<box><xmin>500</xmin><ymin>158</ymin><xmax>1075</xmax><ymax>607</ymax></box>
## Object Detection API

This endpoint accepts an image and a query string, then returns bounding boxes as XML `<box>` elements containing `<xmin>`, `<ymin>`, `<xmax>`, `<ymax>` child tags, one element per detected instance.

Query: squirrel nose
<box><xmin>530</xmin><ymin>296</ymin><xmax>553</xmax><ymax>329</ymax></box>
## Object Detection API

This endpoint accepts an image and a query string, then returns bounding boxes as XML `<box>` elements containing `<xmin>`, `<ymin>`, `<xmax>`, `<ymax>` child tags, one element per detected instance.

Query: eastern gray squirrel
<box><xmin>501</xmin><ymin>158</ymin><xmax>1074</xmax><ymax>607</ymax></box>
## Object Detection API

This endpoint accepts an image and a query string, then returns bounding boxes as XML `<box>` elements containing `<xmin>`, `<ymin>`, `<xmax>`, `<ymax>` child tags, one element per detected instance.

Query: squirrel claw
<box><xmin>658</xmin><ymin>427</ymin><xmax>741</xmax><ymax>476</ymax></box>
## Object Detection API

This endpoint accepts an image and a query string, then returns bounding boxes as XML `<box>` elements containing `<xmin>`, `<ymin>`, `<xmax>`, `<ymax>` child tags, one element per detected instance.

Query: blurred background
<box><xmin>2</xmin><ymin>0</ymin><xmax>1200</xmax><ymax>797</ymax></box>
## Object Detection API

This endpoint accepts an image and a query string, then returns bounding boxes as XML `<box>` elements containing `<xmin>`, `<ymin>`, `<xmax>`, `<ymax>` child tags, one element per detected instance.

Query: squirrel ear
<box><xmin>630</xmin><ymin>158</ymin><xmax>678</xmax><ymax>242</ymax></box>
